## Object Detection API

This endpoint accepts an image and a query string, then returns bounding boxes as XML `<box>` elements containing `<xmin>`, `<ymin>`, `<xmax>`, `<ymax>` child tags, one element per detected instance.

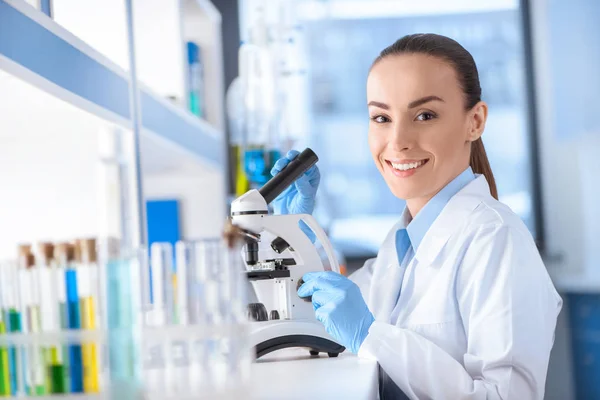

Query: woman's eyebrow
<box><xmin>367</xmin><ymin>96</ymin><xmax>444</xmax><ymax>110</ymax></box>
<box><xmin>367</xmin><ymin>101</ymin><xmax>389</xmax><ymax>109</ymax></box>
<box><xmin>408</xmin><ymin>95</ymin><xmax>444</xmax><ymax>109</ymax></box>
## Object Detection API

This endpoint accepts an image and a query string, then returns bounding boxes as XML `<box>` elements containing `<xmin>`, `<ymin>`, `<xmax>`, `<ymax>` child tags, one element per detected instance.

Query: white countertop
<box><xmin>250</xmin><ymin>348</ymin><xmax>379</xmax><ymax>399</ymax></box>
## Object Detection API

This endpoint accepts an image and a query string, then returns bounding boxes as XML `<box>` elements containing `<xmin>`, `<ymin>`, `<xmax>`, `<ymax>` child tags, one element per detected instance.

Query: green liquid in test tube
<box><xmin>7</xmin><ymin>308</ymin><xmax>22</xmax><ymax>396</ymax></box>
<box><xmin>58</xmin><ymin>302</ymin><xmax>70</xmax><ymax>391</ymax></box>
<box><xmin>47</xmin><ymin>347</ymin><xmax>67</xmax><ymax>394</ymax></box>
<box><xmin>3</xmin><ymin>252</ymin><xmax>27</xmax><ymax>396</ymax></box>
<box><xmin>38</xmin><ymin>242</ymin><xmax>68</xmax><ymax>395</ymax></box>
<box><xmin>0</xmin><ymin>318</ymin><xmax>10</xmax><ymax>396</ymax></box>
<box><xmin>0</xmin><ymin>260</ymin><xmax>10</xmax><ymax>397</ymax></box>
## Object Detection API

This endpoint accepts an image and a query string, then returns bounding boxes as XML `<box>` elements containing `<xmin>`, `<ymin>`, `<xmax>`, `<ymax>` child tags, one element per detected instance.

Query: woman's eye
<box><xmin>371</xmin><ymin>115</ymin><xmax>390</xmax><ymax>123</ymax></box>
<box><xmin>416</xmin><ymin>112</ymin><xmax>436</xmax><ymax>121</ymax></box>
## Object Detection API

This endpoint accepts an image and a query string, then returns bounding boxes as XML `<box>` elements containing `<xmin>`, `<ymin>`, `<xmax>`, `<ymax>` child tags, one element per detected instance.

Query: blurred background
<box><xmin>0</xmin><ymin>0</ymin><xmax>599</xmax><ymax>398</ymax></box>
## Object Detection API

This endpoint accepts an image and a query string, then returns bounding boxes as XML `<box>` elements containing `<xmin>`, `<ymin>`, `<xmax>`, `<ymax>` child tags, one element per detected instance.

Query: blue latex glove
<box><xmin>270</xmin><ymin>149</ymin><xmax>320</xmax><ymax>241</ymax></box>
<box><xmin>297</xmin><ymin>271</ymin><xmax>374</xmax><ymax>354</ymax></box>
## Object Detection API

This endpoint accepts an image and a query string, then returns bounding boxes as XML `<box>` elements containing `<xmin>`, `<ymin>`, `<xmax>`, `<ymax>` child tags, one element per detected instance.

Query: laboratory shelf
<box><xmin>0</xmin><ymin>0</ymin><xmax>223</xmax><ymax>168</ymax></box>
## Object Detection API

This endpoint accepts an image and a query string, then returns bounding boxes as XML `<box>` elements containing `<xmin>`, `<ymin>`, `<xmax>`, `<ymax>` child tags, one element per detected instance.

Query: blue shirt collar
<box><xmin>403</xmin><ymin>166</ymin><xmax>475</xmax><ymax>251</ymax></box>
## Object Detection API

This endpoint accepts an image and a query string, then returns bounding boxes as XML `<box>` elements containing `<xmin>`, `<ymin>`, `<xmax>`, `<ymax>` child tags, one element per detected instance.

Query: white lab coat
<box><xmin>350</xmin><ymin>175</ymin><xmax>562</xmax><ymax>400</ymax></box>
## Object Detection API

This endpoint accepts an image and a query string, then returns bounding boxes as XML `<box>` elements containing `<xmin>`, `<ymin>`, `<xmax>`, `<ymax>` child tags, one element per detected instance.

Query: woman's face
<box><xmin>367</xmin><ymin>54</ymin><xmax>486</xmax><ymax>206</ymax></box>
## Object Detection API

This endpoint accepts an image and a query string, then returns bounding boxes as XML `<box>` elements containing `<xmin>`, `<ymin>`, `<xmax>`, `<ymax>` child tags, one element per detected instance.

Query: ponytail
<box><xmin>470</xmin><ymin>138</ymin><xmax>498</xmax><ymax>199</ymax></box>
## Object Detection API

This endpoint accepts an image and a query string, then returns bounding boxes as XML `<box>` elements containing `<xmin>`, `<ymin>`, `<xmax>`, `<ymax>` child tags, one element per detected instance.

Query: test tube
<box><xmin>134</xmin><ymin>249</ymin><xmax>147</xmax><ymax>330</ymax></box>
<box><xmin>22</xmin><ymin>251</ymin><xmax>46</xmax><ymax>395</ymax></box>
<box><xmin>99</xmin><ymin>238</ymin><xmax>141</xmax><ymax>397</ymax></box>
<box><xmin>0</xmin><ymin>309</ymin><xmax>9</xmax><ymax>396</ymax></box>
<box><xmin>3</xmin><ymin>256</ymin><xmax>25</xmax><ymax>396</ymax></box>
<box><xmin>92</xmin><ymin>238</ymin><xmax>143</xmax><ymax>398</ymax></box>
<box><xmin>77</xmin><ymin>239</ymin><xmax>100</xmax><ymax>393</ymax></box>
<box><xmin>173</xmin><ymin>242</ymin><xmax>203</xmax><ymax>393</ymax></box>
<box><xmin>170</xmin><ymin>241</ymin><xmax>212</xmax><ymax>394</ymax></box>
<box><xmin>221</xmin><ymin>223</ymin><xmax>252</xmax><ymax>383</ymax></box>
<box><xmin>191</xmin><ymin>240</ymin><xmax>221</xmax><ymax>325</ymax></box>
<box><xmin>221</xmin><ymin>223</ymin><xmax>249</xmax><ymax>324</ymax></box>
<box><xmin>193</xmin><ymin>240</ymin><xmax>227</xmax><ymax>390</ymax></box>
<box><xmin>150</xmin><ymin>243</ymin><xmax>174</xmax><ymax>326</ymax></box>
<box><xmin>16</xmin><ymin>249</ymin><xmax>30</xmax><ymax>396</ymax></box>
<box><xmin>0</xmin><ymin>261</ymin><xmax>12</xmax><ymax>396</ymax></box>
<box><xmin>145</xmin><ymin>243</ymin><xmax>173</xmax><ymax>395</ymax></box>
<box><xmin>38</xmin><ymin>242</ymin><xmax>67</xmax><ymax>395</ymax></box>
<box><xmin>64</xmin><ymin>244</ymin><xmax>83</xmax><ymax>391</ymax></box>
<box><xmin>174</xmin><ymin>242</ymin><xmax>191</xmax><ymax>326</ymax></box>
<box><xmin>55</xmin><ymin>242</ymin><xmax>82</xmax><ymax>393</ymax></box>
<box><xmin>18</xmin><ymin>246</ymin><xmax>34</xmax><ymax>396</ymax></box>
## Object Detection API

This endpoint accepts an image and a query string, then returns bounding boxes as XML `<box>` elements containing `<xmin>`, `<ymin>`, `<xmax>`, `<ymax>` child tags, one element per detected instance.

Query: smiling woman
<box><xmin>273</xmin><ymin>32</ymin><xmax>562</xmax><ymax>400</ymax></box>
<box><xmin>367</xmin><ymin>34</ymin><xmax>497</xmax><ymax>217</ymax></box>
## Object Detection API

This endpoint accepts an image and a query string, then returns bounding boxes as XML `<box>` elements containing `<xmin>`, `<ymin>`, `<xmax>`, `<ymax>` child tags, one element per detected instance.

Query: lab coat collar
<box><xmin>406</xmin><ymin>167</ymin><xmax>475</xmax><ymax>251</ymax></box>
<box><xmin>398</xmin><ymin>207</ymin><xmax>412</xmax><ymax>230</ymax></box>
<box><xmin>413</xmin><ymin>174</ymin><xmax>491</xmax><ymax>265</ymax></box>
<box><xmin>376</xmin><ymin>210</ymin><xmax>411</xmax><ymax>264</ymax></box>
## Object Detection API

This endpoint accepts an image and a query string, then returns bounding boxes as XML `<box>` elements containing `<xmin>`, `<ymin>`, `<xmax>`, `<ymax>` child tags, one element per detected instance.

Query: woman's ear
<box><xmin>467</xmin><ymin>101</ymin><xmax>488</xmax><ymax>142</ymax></box>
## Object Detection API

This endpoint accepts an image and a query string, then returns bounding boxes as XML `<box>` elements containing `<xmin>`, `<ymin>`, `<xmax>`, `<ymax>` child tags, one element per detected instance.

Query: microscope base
<box><xmin>249</xmin><ymin>320</ymin><xmax>346</xmax><ymax>359</ymax></box>
<box><xmin>256</xmin><ymin>334</ymin><xmax>345</xmax><ymax>358</ymax></box>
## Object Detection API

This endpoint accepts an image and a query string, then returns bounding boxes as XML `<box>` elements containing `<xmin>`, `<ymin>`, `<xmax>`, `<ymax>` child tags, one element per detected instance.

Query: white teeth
<box><xmin>390</xmin><ymin>160</ymin><xmax>425</xmax><ymax>171</ymax></box>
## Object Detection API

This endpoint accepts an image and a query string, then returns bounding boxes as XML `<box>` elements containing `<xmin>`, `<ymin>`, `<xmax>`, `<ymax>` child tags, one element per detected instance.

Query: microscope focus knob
<box><xmin>247</xmin><ymin>303</ymin><xmax>269</xmax><ymax>322</ymax></box>
<box><xmin>270</xmin><ymin>310</ymin><xmax>280</xmax><ymax>320</ymax></box>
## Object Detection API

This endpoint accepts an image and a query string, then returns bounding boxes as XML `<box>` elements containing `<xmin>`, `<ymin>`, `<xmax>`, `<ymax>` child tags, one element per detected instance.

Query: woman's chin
<box><xmin>388</xmin><ymin>185</ymin><xmax>427</xmax><ymax>202</ymax></box>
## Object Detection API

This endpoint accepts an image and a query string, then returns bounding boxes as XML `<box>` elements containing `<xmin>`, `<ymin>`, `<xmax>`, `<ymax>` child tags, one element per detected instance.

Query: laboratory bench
<box><xmin>251</xmin><ymin>348</ymin><xmax>379</xmax><ymax>399</ymax></box>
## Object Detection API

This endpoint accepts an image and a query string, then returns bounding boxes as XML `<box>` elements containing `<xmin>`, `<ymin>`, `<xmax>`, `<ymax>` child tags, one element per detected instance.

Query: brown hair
<box><xmin>373</xmin><ymin>33</ymin><xmax>498</xmax><ymax>199</ymax></box>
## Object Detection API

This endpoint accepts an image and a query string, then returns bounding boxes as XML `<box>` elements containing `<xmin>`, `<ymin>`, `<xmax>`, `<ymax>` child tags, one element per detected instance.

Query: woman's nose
<box><xmin>390</xmin><ymin>122</ymin><xmax>415</xmax><ymax>151</ymax></box>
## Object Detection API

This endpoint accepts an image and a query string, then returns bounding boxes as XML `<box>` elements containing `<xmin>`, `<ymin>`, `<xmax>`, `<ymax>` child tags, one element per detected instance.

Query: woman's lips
<box><xmin>385</xmin><ymin>158</ymin><xmax>429</xmax><ymax>178</ymax></box>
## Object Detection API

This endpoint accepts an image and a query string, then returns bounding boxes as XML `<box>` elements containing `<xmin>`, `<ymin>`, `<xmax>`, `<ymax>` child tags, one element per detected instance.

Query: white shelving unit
<box><xmin>0</xmin><ymin>0</ymin><xmax>227</xmax><ymax>256</ymax></box>
<box><xmin>0</xmin><ymin>0</ymin><xmax>223</xmax><ymax>168</ymax></box>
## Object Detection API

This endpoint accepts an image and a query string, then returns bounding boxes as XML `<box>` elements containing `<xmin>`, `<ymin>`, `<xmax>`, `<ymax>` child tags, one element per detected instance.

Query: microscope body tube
<box><xmin>258</xmin><ymin>148</ymin><xmax>318</xmax><ymax>205</ymax></box>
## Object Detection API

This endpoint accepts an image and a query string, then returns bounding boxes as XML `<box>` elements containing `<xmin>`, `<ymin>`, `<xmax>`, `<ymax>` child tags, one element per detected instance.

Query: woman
<box><xmin>272</xmin><ymin>33</ymin><xmax>562</xmax><ymax>399</ymax></box>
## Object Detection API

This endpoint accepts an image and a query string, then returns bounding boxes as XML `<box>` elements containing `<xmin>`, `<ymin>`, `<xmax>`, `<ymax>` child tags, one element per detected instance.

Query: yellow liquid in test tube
<box><xmin>234</xmin><ymin>145</ymin><xmax>250</xmax><ymax>196</ymax></box>
<box><xmin>75</xmin><ymin>239</ymin><xmax>100</xmax><ymax>393</ymax></box>
<box><xmin>80</xmin><ymin>297</ymin><xmax>99</xmax><ymax>393</ymax></box>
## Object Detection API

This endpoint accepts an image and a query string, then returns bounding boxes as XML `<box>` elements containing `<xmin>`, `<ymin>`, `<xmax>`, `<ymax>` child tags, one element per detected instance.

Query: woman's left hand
<box><xmin>298</xmin><ymin>271</ymin><xmax>374</xmax><ymax>354</ymax></box>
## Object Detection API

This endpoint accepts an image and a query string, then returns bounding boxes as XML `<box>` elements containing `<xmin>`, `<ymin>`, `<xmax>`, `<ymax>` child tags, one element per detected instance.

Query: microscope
<box><xmin>230</xmin><ymin>148</ymin><xmax>345</xmax><ymax>358</ymax></box>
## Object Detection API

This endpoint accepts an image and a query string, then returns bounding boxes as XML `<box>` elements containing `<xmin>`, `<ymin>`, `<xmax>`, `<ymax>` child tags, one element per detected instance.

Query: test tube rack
<box><xmin>0</xmin><ymin>239</ymin><xmax>252</xmax><ymax>400</ymax></box>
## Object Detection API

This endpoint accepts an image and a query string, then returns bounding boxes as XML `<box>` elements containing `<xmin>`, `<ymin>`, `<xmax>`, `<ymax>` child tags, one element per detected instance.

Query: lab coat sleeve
<box><xmin>358</xmin><ymin>223</ymin><xmax>561</xmax><ymax>400</ymax></box>
<box><xmin>349</xmin><ymin>258</ymin><xmax>376</xmax><ymax>304</ymax></box>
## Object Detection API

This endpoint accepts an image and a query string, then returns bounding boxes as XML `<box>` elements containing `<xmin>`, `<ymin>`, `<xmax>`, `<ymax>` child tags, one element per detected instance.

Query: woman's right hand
<box><xmin>270</xmin><ymin>149</ymin><xmax>321</xmax><ymax>216</ymax></box>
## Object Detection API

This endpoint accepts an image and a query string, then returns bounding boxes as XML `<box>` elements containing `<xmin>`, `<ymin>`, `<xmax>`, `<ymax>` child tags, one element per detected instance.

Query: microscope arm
<box><xmin>259</xmin><ymin>214</ymin><xmax>340</xmax><ymax>275</ymax></box>
<box><xmin>299</xmin><ymin>214</ymin><xmax>340</xmax><ymax>274</ymax></box>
